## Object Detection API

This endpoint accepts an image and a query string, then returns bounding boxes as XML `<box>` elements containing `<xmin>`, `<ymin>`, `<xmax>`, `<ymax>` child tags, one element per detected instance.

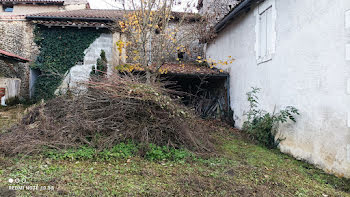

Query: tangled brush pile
<box><xmin>0</xmin><ymin>74</ymin><xmax>214</xmax><ymax>155</ymax></box>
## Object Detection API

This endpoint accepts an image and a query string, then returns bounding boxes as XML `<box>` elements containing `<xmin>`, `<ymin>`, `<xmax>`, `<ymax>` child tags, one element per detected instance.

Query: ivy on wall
<box><xmin>32</xmin><ymin>26</ymin><xmax>102</xmax><ymax>100</ymax></box>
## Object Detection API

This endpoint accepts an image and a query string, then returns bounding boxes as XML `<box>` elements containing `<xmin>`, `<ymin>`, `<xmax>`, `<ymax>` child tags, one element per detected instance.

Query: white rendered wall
<box><xmin>57</xmin><ymin>33</ymin><xmax>113</xmax><ymax>94</ymax></box>
<box><xmin>206</xmin><ymin>0</ymin><xmax>350</xmax><ymax>177</ymax></box>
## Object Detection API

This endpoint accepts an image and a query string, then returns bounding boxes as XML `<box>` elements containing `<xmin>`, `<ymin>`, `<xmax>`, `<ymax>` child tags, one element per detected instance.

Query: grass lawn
<box><xmin>0</xmin><ymin>107</ymin><xmax>349</xmax><ymax>196</ymax></box>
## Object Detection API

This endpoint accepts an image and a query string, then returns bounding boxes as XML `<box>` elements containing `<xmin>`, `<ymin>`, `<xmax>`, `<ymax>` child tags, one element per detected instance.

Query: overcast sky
<box><xmin>88</xmin><ymin>0</ymin><xmax>198</xmax><ymax>12</ymax></box>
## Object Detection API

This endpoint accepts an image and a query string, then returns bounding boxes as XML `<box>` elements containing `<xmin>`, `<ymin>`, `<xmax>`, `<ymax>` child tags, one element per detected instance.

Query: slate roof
<box><xmin>0</xmin><ymin>0</ymin><xmax>64</xmax><ymax>4</ymax></box>
<box><xmin>0</xmin><ymin>49</ymin><xmax>30</xmax><ymax>63</ymax></box>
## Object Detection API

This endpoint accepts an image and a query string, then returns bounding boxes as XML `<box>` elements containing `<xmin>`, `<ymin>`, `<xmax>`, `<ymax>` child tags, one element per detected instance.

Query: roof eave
<box><xmin>26</xmin><ymin>15</ymin><xmax>116</xmax><ymax>21</ymax></box>
<box><xmin>0</xmin><ymin>2</ymin><xmax>64</xmax><ymax>5</ymax></box>
<box><xmin>0</xmin><ymin>54</ymin><xmax>30</xmax><ymax>63</ymax></box>
<box><xmin>214</xmin><ymin>0</ymin><xmax>261</xmax><ymax>33</ymax></box>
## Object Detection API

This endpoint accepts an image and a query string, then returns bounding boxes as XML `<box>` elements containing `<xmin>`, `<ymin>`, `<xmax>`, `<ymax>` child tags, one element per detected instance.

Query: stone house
<box><xmin>23</xmin><ymin>9</ymin><xmax>208</xmax><ymax>95</ymax></box>
<box><xmin>202</xmin><ymin>0</ymin><xmax>350</xmax><ymax>177</ymax></box>
<box><xmin>23</xmin><ymin>9</ymin><xmax>229</xmax><ymax>118</ymax></box>
<box><xmin>0</xmin><ymin>2</ymin><xmax>211</xmax><ymax>100</ymax></box>
<box><xmin>0</xmin><ymin>0</ymin><xmax>90</xmax><ymax>98</ymax></box>
<box><xmin>25</xmin><ymin>9</ymin><xmax>125</xmax><ymax>94</ymax></box>
<box><xmin>0</xmin><ymin>0</ymin><xmax>89</xmax><ymax>16</ymax></box>
<box><xmin>0</xmin><ymin>1</ymin><xmax>229</xmax><ymax>114</ymax></box>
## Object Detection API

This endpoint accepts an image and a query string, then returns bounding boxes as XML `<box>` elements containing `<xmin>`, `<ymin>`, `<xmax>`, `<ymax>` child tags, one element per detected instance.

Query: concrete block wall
<box><xmin>58</xmin><ymin>33</ymin><xmax>114</xmax><ymax>93</ymax></box>
<box><xmin>84</xmin><ymin>33</ymin><xmax>113</xmax><ymax>65</ymax></box>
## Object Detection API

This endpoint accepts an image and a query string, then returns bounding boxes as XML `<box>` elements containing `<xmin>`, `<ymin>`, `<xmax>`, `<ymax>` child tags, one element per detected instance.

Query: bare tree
<box><xmin>113</xmin><ymin>0</ymin><xmax>234</xmax><ymax>82</ymax></box>
<box><xmin>115</xmin><ymin>0</ymin><xmax>200</xmax><ymax>82</ymax></box>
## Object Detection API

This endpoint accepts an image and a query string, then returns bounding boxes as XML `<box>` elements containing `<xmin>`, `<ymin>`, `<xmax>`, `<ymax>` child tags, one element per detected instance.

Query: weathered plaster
<box><xmin>206</xmin><ymin>0</ymin><xmax>350</xmax><ymax>177</ymax></box>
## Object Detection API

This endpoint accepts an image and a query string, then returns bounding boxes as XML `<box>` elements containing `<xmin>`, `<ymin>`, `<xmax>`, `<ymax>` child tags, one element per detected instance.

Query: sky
<box><xmin>88</xmin><ymin>0</ymin><xmax>198</xmax><ymax>12</ymax></box>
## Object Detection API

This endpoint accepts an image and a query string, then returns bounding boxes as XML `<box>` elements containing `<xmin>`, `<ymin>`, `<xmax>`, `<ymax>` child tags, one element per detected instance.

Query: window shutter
<box><xmin>266</xmin><ymin>7</ymin><xmax>273</xmax><ymax>55</ymax></box>
<box><xmin>258</xmin><ymin>6</ymin><xmax>273</xmax><ymax>60</ymax></box>
<box><xmin>259</xmin><ymin>11</ymin><xmax>267</xmax><ymax>58</ymax></box>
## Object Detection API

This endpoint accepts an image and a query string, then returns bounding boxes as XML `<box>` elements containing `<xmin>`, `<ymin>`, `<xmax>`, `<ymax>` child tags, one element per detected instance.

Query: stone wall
<box><xmin>0</xmin><ymin>20</ymin><xmax>38</xmax><ymax>99</ymax></box>
<box><xmin>0</xmin><ymin>0</ymin><xmax>88</xmax><ymax>16</ymax></box>
<box><xmin>199</xmin><ymin>0</ymin><xmax>241</xmax><ymax>25</ymax></box>
<box><xmin>58</xmin><ymin>33</ymin><xmax>115</xmax><ymax>93</ymax></box>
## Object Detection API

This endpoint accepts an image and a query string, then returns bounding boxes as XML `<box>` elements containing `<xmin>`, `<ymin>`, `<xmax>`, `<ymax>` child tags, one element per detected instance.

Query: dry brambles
<box><xmin>0</xmin><ymin>74</ymin><xmax>214</xmax><ymax>155</ymax></box>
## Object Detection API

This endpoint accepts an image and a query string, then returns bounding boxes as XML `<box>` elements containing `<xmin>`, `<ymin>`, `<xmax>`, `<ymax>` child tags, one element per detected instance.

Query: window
<box><xmin>3</xmin><ymin>4</ymin><xmax>14</xmax><ymax>12</ymax></box>
<box><xmin>256</xmin><ymin>0</ymin><xmax>276</xmax><ymax>64</ymax></box>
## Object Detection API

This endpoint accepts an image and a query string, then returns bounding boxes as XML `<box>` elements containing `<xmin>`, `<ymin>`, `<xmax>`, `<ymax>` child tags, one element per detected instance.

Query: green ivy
<box><xmin>32</xmin><ymin>26</ymin><xmax>102</xmax><ymax>100</ymax></box>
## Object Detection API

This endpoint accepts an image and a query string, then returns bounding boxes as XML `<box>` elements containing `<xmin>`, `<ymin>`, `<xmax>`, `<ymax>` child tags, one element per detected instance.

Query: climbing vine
<box><xmin>32</xmin><ymin>26</ymin><xmax>102</xmax><ymax>100</ymax></box>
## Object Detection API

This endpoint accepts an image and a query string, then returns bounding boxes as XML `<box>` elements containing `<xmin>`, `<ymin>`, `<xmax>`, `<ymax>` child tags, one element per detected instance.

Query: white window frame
<box><xmin>255</xmin><ymin>0</ymin><xmax>276</xmax><ymax>64</ymax></box>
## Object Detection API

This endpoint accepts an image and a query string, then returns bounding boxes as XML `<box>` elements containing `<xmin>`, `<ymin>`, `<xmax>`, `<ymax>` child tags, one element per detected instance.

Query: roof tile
<box><xmin>27</xmin><ymin>9</ymin><xmax>125</xmax><ymax>21</ymax></box>
<box><xmin>26</xmin><ymin>9</ymin><xmax>201</xmax><ymax>22</ymax></box>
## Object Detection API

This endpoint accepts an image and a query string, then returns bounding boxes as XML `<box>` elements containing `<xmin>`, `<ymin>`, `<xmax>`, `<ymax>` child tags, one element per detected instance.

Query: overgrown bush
<box><xmin>242</xmin><ymin>87</ymin><xmax>299</xmax><ymax>148</ymax></box>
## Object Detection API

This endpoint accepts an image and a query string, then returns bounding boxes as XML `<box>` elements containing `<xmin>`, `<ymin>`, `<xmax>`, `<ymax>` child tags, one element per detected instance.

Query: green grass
<box><xmin>0</xmin><ymin>107</ymin><xmax>349</xmax><ymax>196</ymax></box>
<box><xmin>0</xmin><ymin>131</ymin><xmax>349</xmax><ymax>196</ymax></box>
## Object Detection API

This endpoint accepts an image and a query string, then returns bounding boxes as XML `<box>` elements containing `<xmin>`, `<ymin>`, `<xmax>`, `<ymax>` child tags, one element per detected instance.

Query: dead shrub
<box><xmin>0</xmin><ymin>74</ymin><xmax>214</xmax><ymax>155</ymax></box>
